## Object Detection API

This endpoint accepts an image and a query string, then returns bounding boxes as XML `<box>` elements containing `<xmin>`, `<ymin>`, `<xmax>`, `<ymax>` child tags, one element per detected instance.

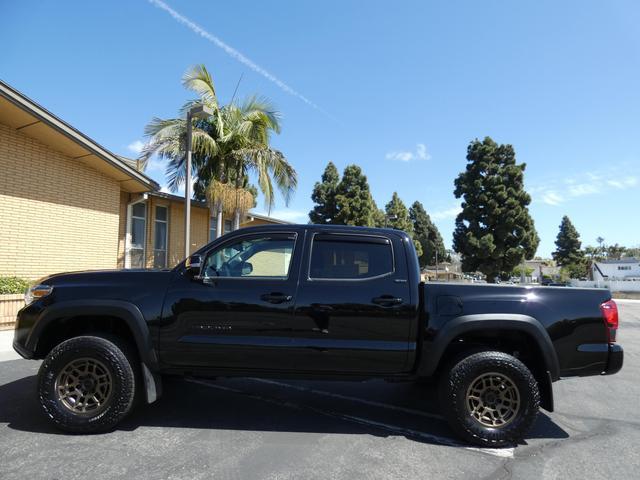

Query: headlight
<box><xmin>24</xmin><ymin>284</ymin><xmax>53</xmax><ymax>305</ymax></box>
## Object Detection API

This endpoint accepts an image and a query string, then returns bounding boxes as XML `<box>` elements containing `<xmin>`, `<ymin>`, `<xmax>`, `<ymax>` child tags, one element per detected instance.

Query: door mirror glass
<box><xmin>240</xmin><ymin>261</ymin><xmax>253</xmax><ymax>276</ymax></box>
<box><xmin>185</xmin><ymin>254</ymin><xmax>202</xmax><ymax>276</ymax></box>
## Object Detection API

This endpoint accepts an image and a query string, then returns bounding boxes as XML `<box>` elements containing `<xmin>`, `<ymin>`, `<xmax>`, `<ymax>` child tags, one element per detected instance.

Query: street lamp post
<box><xmin>185</xmin><ymin>105</ymin><xmax>213</xmax><ymax>259</ymax></box>
<box><xmin>384</xmin><ymin>214</ymin><xmax>397</xmax><ymax>228</ymax></box>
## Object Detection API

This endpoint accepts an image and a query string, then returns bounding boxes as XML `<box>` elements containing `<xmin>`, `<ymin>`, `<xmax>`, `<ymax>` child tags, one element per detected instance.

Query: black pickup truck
<box><xmin>13</xmin><ymin>224</ymin><xmax>623</xmax><ymax>446</ymax></box>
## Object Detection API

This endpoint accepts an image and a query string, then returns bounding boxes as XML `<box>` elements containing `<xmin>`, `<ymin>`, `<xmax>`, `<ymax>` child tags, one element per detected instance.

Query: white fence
<box><xmin>570</xmin><ymin>279</ymin><xmax>640</xmax><ymax>292</ymax></box>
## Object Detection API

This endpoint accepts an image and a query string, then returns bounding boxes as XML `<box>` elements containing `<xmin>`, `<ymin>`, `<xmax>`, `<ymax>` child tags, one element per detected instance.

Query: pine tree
<box><xmin>309</xmin><ymin>162</ymin><xmax>340</xmax><ymax>224</ymax></box>
<box><xmin>410</xmin><ymin>201</ymin><xmax>446</xmax><ymax>267</ymax></box>
<box><xmin>385</xmin><ymin>193</ymin><xmax>423</xmax><ymax>257</ymax></box>
<box><xmin>552</xmin><ymin>216</ymin><xmax>584</xmax><ymax>266</ymax></box>
<box><xmin>453</xmin><ymin>137</ymin><xmax>539</xmax><ymax>282</ymax></box>
<box><xmin>371</xmin><ymin>200</ymin><xmax>387</xmax><ymax>228</ymax></box>
<box><xmin>334</xmin><ymin>165</ymin><xmax>374</xmax><ymax>226</ymax></box>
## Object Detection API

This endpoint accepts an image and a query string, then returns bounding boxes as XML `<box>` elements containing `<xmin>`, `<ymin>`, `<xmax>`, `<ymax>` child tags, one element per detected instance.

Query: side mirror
<box><xmin>241</xmin><ymin>261</ymin><xmax>253</xmax><ymax>276</ymax></box>
<box><xmin>185</xmin><ymin>254</ymin><xmax>202</xmax><ymax>276</ymax></box>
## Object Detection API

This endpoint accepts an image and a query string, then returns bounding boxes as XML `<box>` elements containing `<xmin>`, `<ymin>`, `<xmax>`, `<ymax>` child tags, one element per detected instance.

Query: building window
<box><xmin>209</xmin><ymin>218</ymin><xmax>234</xmax><ymax>242</ymax></box>
<box><xmin>128</xmin><ymin>201</ymin><xmax>146</xmax><ymax>268</ymax></box>
<box><xmin>618</xmin><ymin>266</ymin><xmax>632</xmax><ymax>271</ymax></box>
<box><xmin>209</xmin><ymin>218</ymin><xmax>217</xmax><ymax>242</ymax></box>
<box><xmin>154</xmin><ymin>206</ymin><xmax>168</xmax><ymax>268</ymax></box>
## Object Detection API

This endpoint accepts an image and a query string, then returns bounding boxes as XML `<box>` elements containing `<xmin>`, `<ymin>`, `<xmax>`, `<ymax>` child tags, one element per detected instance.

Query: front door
<box><xmin>292</xmin><ymin>230</ymin><xmax>415</xmax><ymax>373</ymax></box>
<box><xmin>158</xmin><ymin>231</ymin><xmax>303</xmax><ymax>371</ymax></box>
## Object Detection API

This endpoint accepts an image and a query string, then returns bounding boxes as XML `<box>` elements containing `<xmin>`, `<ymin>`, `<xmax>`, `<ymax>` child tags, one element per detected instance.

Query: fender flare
<box><xmin>418</xmin><ymin>313</ymin><xmax>560</xmax><ymax>381</ymax></box>
<box><xmin>27</xmin><ymin>299</ymin><xmax>158</xmax><ymax>369</ymax></box>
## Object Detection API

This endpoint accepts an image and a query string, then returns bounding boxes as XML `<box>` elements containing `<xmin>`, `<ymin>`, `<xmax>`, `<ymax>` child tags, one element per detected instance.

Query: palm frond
<box><xmin>182</xmin><ymin>64</ymin><xmax>218</xmax><ymax>108</ymax></box>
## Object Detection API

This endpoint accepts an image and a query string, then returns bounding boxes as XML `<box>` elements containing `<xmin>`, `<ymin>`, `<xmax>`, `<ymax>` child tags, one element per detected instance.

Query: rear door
<box><xmin>292</xmin><ymin>230</ymin><xmax>415</xmax><ymax>373</ymax></box>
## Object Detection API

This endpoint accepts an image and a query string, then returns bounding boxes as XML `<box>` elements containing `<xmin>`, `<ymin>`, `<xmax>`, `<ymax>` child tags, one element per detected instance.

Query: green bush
<box><xmin>0</xmin><ymin>277</ymin><xmax>31</xmax><ymax>295</ymax></box>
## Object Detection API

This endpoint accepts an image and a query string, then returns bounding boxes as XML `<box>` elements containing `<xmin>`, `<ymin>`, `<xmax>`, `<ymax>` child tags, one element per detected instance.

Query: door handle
<box><xmin>260</xmin><ymin>292</ymin><xmax>293</xmax><ymax>304</ymax></box>
<box><xmin>372</xmin><ymin>295</ymin><xmax>403</xmax><ymax>307</ymax></box>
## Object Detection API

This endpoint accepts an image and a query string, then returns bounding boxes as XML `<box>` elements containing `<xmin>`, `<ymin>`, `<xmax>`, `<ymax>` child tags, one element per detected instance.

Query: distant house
<box><xmin>592</xmin><ymin>258</ymin><xmax>640</xmax><ymax>281</ymax></box>
<box><xmin>0</xmin><ymin>80</ymin><xmax>289</xmax><ymax>280</ymax></box>
<box><xmin>524</xmin><ymin>259</ymin><xmax>561</xmax><ymax>282</ymax></box>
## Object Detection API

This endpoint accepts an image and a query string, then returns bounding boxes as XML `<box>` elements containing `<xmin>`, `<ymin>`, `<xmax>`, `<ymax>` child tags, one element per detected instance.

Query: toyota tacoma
<box><xmin>13</xmin><ymin>224</ymin><xmax>623</xmax><ymax>446</ymax></box>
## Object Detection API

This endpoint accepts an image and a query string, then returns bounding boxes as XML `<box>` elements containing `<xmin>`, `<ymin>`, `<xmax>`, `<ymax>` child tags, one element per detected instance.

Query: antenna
<box><xmin>230</xmin><ymin>73</ymin><xmax>244</xmax><ymax>105</ymax></box>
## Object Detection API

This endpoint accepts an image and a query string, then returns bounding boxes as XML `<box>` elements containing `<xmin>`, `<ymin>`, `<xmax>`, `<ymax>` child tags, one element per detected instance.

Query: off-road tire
<box><xmin>38</xmin><ymin>335</ymin><xmax>137</xmax><ymax>433</ymax></box>
<box><xmin>439</xmin><ymin>351</ymin><xmax>540</xmax><ymax>447</ymax></box>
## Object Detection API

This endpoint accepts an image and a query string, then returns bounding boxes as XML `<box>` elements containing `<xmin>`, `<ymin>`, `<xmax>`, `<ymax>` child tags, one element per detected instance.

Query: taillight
<box><xmin>600</xmin><ymin>299</ymin><xmax>619</xmax><ymax>343</ymax></box>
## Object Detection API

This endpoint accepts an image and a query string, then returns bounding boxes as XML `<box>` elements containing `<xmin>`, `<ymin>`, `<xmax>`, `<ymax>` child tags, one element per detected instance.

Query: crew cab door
<box><xmin>292</xmin><ymin>230</ymin><xmax>415</xmax><ymax>373</ymax></box>
<box><xmin>158</xmin><ymin>231</ymin><xmax>302</xmax><ymax>370</ymax></box>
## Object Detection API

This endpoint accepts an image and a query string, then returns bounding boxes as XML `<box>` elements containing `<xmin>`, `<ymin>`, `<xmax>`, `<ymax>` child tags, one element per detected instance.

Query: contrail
<box><xmin>148</xmin><ymin>0</ymin><xmax>331</xmax><ymax>118</ymax></box>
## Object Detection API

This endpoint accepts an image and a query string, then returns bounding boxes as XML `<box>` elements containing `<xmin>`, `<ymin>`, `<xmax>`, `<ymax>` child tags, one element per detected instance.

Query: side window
<box><xmin>309</xmin><ymin>234</ymin><xmax>394</xmax><ymax>280</ymax></box>
<box><xmin>203</xmin><ymin>235</ymin><xmax>295</xmax><ymax>279</ymax></box>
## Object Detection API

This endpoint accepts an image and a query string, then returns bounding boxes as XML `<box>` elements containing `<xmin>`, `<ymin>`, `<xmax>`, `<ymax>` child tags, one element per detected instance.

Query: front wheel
<box><xmin>439</xmin><ymin>351</ymin><xmax>540</xmax><ymax>447</ymax></box>
<box><xmin>38</xmin><ymin>336</ymin><xmax>137</xmax><ymax>433</ymax></box>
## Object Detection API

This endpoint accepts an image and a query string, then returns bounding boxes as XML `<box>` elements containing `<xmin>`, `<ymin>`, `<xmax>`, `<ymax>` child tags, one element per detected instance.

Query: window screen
<box><xmin>310</xmin><ymin>235</ymin><xmax>393</xmax><ymax>279</ymax></box>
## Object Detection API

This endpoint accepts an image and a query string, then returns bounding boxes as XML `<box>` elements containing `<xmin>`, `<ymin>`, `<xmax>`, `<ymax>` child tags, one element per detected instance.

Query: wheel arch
<box><xmin>420</xmin><ymin>313</ymin><xmax>558</xmax><ymax>411</ymax></box>
<box><xmin>27</xmin><ymin>300</ymin><xmax>158</xmax><ymax>369</ymax></box>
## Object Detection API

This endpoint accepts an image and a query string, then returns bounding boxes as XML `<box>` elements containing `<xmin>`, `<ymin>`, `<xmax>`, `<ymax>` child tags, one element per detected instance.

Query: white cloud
<box><xmin>127</xmin><ymin>140</ymin><xmax>145</xmax><ymax>154</ymax></box>
<box><xmin>568</xmin><ymin>183</ymin><xmax>599</xmax><ymax>197</ymax></box>
<box><xmin>533</xmin><ymin>167</ymin><xmax>638</xmax><ymax>206</ymax></box>
<box><xmin>541</xmin><ymin>191</ymin><xmax>564</xmax><ymax>206</ymax></box>
<box><xmin>432</xmin><ymin>205</ymin><xmax>462</xmax><ymax>221</ymax></box>
<box><xmin>416</xmin><ymin>143</ymin><xmax>429</xmax><ymax>160</ymax></box>
<box><xmin>607</xmin><ymin>177</ymin><xmax>637</xmax><ymax>189</ymax></box>
<box><xmin>148</xmin><ymin>0</ymin><xmax>331</xmax><ymax>119</ymax></box>
<box><xmin>385</xmin><ymin>143</ymin><xmax>431</xmax><ymax>162</ymax></box>
<box><xmin>142</xmin><ymin>155</ymin><xmax>166</xmax><ymax>173</ymax></box>
<box><xmin>160</xmin><ymin>185</ymin><xmax>172</xmax><ymax>194</ymax></box>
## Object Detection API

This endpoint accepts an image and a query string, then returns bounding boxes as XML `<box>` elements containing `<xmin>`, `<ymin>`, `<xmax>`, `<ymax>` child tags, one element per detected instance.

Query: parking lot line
<box><xmin>187</xmin><ymin>378</ymin><xmax>515</xmax><ymax>459</ymax></box>
<box><xmin>250</xmin><ymin>378</ymin><xmax>446</xmax><ymax>421</ymax></box>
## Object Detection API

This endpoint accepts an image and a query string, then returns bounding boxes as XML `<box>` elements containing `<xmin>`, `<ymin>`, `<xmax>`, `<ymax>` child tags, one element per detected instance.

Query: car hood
<box><xmin>41</xmin><ymin>268</ymin><xmax>174</xmax><ymax>286</ymax></box>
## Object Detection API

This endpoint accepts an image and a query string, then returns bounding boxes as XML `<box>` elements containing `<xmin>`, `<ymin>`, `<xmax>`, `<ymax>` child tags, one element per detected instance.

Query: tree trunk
<box><xmin>216</xmin><ymin>208</ymin><xmax>223</xmax><ymax>238</ymax></box>
<box><xmin>233</xmin><ymin>208</ymin><xmax>241</xmax><ymax>230</ymax></box>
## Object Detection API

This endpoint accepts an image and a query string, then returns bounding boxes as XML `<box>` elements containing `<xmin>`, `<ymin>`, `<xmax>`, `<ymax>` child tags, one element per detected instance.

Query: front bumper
<box><xmin>604</xmin><ymin>344</ymin><xmax>623</xmax><ymax>375</ymax></box>
<box><xmin>12</xmin><ymin>339</ymin><xmax>34</xmax><ymax>359</ymax></box>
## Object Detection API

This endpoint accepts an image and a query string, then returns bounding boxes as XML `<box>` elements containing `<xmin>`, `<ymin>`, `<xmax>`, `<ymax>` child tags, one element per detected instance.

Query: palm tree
<box><xmin>139</xmin><ymin>65</ymin><xmax>297</xmax><ymax>236</ymax></box>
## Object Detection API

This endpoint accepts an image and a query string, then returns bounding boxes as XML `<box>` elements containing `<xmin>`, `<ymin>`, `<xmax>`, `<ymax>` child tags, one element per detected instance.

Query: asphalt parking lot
<box><xmin>0</xmin><ymin>301</ymin><xmax>638</xmax><ymax>480</ymax></box>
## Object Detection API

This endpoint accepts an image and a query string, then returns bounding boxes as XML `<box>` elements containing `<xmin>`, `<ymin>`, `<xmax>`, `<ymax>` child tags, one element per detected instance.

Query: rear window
<box><xmin>309</xmin><ymin>234</ymin><xmax>393</xmax><ymax>280</ymax></box>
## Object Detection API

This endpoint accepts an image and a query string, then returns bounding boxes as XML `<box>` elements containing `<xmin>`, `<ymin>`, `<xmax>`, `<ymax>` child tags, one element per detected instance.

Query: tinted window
<box><xmin>310</xmin><ymin>235</ymin><xmax>393</xmax><ymax>279</ymax></box>
<box><xmin>203</xmin><ymin>235</ymin><xmax>295</xmax><ymax>279</ymax></box>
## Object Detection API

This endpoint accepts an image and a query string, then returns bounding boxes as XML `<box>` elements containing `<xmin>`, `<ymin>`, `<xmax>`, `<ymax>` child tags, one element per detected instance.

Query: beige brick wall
<box><xmin>166</xmin><ymin>200</ymin><xmax>210</xmax><ymax>267</ymax></box>
<box><xmin>0</xmin><ymin>123</ymin><xmax>121</xmax><ymax>280</ymax></box>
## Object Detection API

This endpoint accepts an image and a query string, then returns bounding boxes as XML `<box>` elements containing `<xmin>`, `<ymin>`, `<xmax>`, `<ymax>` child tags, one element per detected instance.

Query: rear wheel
<box><xmin>38</xmin><ymin>336</ymin><xmax>137</xmax><ymax>433</ymax></box>
<box><xmin>439</xmin><ymin>351</ymin><xmax>540</xmax><ymax>447</ymax></box>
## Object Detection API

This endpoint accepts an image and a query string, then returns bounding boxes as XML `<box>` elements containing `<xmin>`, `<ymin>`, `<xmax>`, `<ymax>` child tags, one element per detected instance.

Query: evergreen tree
<box><xmin>410</xmin><ymin>201</ymin><xmax>446</xmax><ymax>267</ymax></box>
<box><xmin>385</xmin><ymin>193</ymin><xmax>423</xmax><ymax>257</ymax></box>
<box><xmin>371</xmin><ymin>200</ymin><xmax>387</xmax><ymax>228</ymax></box>
<box><xmin>453</xmin><ymin>137</ymin><xmax>539</xmax><ymax>282</ymax></box>
<box><xmin>309</xmin><ymin>162</ymin><xmax>340</xmax><ymax>224</ymax></box>
<box><xmin>334</xmin><ymin>165</ymin><xmax>374</xmax><ymax>226</ymax></box>
<box><xmin>552</xmin><ymin>216</ymin><xmax>584</xmax><ymax>266</ymax></box>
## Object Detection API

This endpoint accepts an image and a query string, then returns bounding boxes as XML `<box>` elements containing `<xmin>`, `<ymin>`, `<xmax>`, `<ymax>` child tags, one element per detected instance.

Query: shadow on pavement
<box><xmin>0</xmin><ymin>374</ymin><xmax>569</xmax><ymax>447</ymax></box>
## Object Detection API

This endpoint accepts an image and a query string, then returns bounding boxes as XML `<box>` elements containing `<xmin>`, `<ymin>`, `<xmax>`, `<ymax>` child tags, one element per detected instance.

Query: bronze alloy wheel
<box><xmin>54</xmin><ymin>357</ymin><xmax>113</xmax><ymax>416</ymax></box>
<box><xmin>465</xmin><ymin>371</ymin><xmax>521</xmax><ymax>428</ymax></box>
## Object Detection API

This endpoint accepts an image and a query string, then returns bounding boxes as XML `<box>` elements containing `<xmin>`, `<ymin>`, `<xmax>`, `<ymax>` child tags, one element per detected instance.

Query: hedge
<box><xmin>0</xmin><ymin>277</ymin><xmax>31</xmax><ymax>295</ymax></box>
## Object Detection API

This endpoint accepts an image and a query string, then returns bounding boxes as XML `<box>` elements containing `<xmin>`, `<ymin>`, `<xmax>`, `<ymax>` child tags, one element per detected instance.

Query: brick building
<box><xmin>0</xmin><ymin>80</ymin><xmax>288</xmax><ymax>280</ymax></box>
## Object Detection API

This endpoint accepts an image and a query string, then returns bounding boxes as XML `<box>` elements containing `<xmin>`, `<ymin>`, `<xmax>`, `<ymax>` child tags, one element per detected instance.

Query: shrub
<box><xmin>0</xmin><ymin>277</ymin><xmax>31</xmax><ymax>295</ymax></box>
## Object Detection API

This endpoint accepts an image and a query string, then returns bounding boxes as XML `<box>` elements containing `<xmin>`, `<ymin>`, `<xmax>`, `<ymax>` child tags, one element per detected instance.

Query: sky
<box><xmin>1</xmin><ymin>0</ymin><xmax>639</xmax><ymax>257</ymax></box>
